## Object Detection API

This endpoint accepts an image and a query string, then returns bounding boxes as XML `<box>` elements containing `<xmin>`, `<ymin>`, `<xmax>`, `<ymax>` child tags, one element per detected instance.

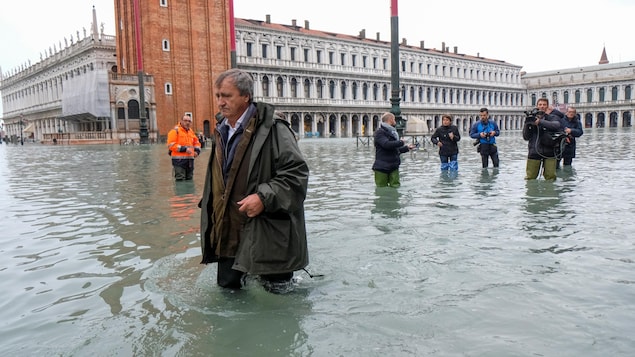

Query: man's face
<box><xmin>216</xmin><ymin>78</ymin><xmax>250</xmax><ymax>121</ymax></box>
<box><xmin>180</xmin><ymin>116</ymin><xmax>192</xmax><ymax>129</ymax></box>
<box><xmin>566</xmin><ymin>109</ymin><xmax>577</xmax><ymax>120</ymax></box>
<box><xmin>479</xmin><ymin>111</ymin><xmax>488</xmax><ymax>122</ymax></box>
<box><xmin>537</xmin><ymin>100</ymin><xmax>549</xmax><ymax>112</ymax></box>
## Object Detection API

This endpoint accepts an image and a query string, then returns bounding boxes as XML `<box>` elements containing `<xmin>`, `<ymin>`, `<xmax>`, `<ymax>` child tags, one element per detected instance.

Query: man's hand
<box><xmin>237</xmin><ymin>193</ymin><xmax>264</xmax><ymax>218</ymax></box>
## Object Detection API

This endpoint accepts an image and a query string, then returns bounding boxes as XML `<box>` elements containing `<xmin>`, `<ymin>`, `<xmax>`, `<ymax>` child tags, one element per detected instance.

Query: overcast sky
<box><xmin>1</xmin><ymin>0</ymin><xmax>634</xmax><ymax>116</ymax></box>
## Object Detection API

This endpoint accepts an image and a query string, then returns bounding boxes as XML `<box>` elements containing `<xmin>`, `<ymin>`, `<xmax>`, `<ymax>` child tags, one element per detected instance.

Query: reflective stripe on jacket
<box><xmin>167</xmin><ymin>124</ymin><xmax>201</xmax><ymax>159</ymax></box>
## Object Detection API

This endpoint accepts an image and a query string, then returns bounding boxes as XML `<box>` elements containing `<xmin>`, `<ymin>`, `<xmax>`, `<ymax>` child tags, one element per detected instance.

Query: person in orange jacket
<box><xmin>167</xmin><ymin>114</ymin><xmax>201</xmax><ymax>180</ymax></box>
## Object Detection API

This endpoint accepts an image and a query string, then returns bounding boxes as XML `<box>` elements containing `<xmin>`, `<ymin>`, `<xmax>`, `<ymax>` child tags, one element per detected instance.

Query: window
<box><xmin>317</xmin><ymin>80</ymin><xmax>323</xmax><ymax>99</ymax></box>
<box><xmin>162</xmin><ymin>39</ymin><xmax>170</xmax><ymax>51</ymax></box>
<box><xmin>341</xmin><ymin>81</ymin><xmax>347</xmax><ymax>99</ymax></box>
<box><xmin>401</xmin><ymin>61</ymin><xmax>406</xmax><ymax>71</ymax></box>
<box><xmin>246</xmin><ymin>43</ymin><xmax>253</xmax><ymax>57</ymax></box>
<box><xmin>304</xmin><ymin>48</ymin><xmax>310</xmax><ymax>62</ymax></box>
<box><xmin>352</xmin><ymin>82</ymin><xmax>358</xmax><ymax>99</ymax></box>
<box><xmin>290</xmin><ymin>47</ymin><xmax>297</xmax><ymax>61</ymax></box>
<box><xmin>276</xmin><ymin>46</ymin><xmax>283</xmax><ymax>60</ymax></box>
<box><xmin>575</xmin><ymin>90</ymin><xmax>581</xmax><ymax>103</ymax></box>
<box><xmin>362</xmin><ymin>56</ymin><xmax>367</xmax><ymax>68</ymax></box>
<box><xmin>329</xmin><ymin>51</ymin><xmax>334</xmax><ymax>64</ymax></box>
<box><xmin>362</xmin><ymin>83</ymin><xmax>368</xmax><ymax>100</ymax></box>
<box><xmin>352</xmin><ymin>55</ymin><xmax>357</xmax><ymax>67</ymax></box>
<box><xmin>117</xmin><ymin>107</ymin><xmax>125</xmax><ymax>119</ymax></box>
<box><xmin>382</xmin><ymin>58</ymin><xmax>387</xmax><ymax>69</ymax></box>
<box><xmin>626</xmin><ymin>85</ymin><xmax>632</xmax><ymax>100</ymax></box>
<box><xmin>128</xmin><ymin>99</ymin><xmax>140</xmax><ymax>118</ymax></box>
<box><xmin>276</xmin><ymin>77</ymin><xmax>284</xmax><ymax>97</ymax></box>
<box><xmin>329</xmin><ymin>81</ymin><xmax>335</xmax><ymax>99</ymax></box>
<box><xmin>563</xmin><ymin>91</ymin><xmax>569</xmax><ymax>104</ymax></box>
<box><xmin>262</xmin><ymin>76</ymin><xmax>270</xmax><ymax>97</ymax></box>
<box><xmin>340</xmin><ymin>53</ymin><xmax>346</xmax><ymax>66</ymax></box>
<box><xmin>599</xmin><ymin>87</ymin><xmax>605</xmax><ymax>102</ymax></box>
<box><xmin>160</xmin><ymin>0</ymin><xmax>167</xmax><ymax>7</ymax></box>
<box><xmin>316</xmin><ymin>50</ymin><xmax>322</xmax><ymax>64</ymax></box>
<box><xmin>372</xmin><ymin>57</ymin><xmax>377</xmax><ymax>69</ymax></box>
<box><xmin>612</xmin><ymin>86</ymin><xmax>618</xmax><ymax>101</ymax></box>
<box><xmin>291</xmin><ymin>78</ymin><xmax>298</xmax><ymax>98</ymax></box>
<box><xmin>262</xmin><ymin>44</ymin><xmax>268</xmax><ymax>59</ymax></box>
<box><xmin>304</xmin><ymin>79</ymin><xmax>310</xmax><ymax>98</ymax></box>
<box><xmin>165</xmin><ymin>82</ymin><xmax>172</xmax><ymax>95</ymax></box>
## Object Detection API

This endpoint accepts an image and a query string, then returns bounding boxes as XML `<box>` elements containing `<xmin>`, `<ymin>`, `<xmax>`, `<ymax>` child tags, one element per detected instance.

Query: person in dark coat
<box><xmin>372</xmin><ymin>112</ymin><xmax>415</xmax><ymax>187</ymax></box>
<box><xmin>558</xmin><ymin>106</ymin><xmax>584</xmax><ymax>168</ymax></box>
<box><xmin>523</xmin><ymin>98</ymin><xmax>564</xmax><ymax>180</ymax></box>
<box><xmin>199</xmin><ymin>69</ymin><xmax>309</xmax><ymax>294</ymax></box>
<box><xmin>431</xmin><ymin>114</ymin><xmax>461</xmax><ymax>171</ymax></box>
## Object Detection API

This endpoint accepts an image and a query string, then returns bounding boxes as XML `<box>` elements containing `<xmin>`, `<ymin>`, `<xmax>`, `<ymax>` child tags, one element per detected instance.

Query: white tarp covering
<box><xmin>404</xmin><ymin>116</ymin><xmax>428</xmax><ymax>134</ymax></box>
<box><xmin>61</xmin><ymin>68</ymin><xmax>110</xmax><ymax>117</ymax></box>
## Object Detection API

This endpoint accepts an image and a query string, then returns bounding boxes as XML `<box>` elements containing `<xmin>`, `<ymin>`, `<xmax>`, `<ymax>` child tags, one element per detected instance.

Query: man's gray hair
<box><xmin>215</xmin><ymin>68</ymin><xmax>254</xmax><ymax>102</ymax></box>
<box><xmin>381</xmin><ymin>112</ymin><xmax>395</xmax><ymax>122</ymax></box>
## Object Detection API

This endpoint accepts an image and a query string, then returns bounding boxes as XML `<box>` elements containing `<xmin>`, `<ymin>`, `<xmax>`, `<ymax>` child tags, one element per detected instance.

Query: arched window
<box><xmin>401</xmin><ymin>85</ymin><xmax>406</xmax><ymax>102</ymax></box>
<box><xmin>165</xmin><ymin>82</ymin><xmax>172</xmax><ymax>95</ymax></box>
<box><xmin>128</xmin><ymin>99</ymin><xmax>140</xmax><ymax>119</ymax></box>
<box><xmin>276</xmin><ymin>76</ymin><xmax>284</xmax><ymax>97</ymax></box>
<box><xmin>341</xmin><ymin>81</ymin><xmax>347</xmax><ymax>99</ymax></box>
<box><xmin>304</xmin><ymin>79</ymin><xmax>310</xmax><ymax>98</ymax></box>
<box><xmin>599</xmin><ymin>87</ymin><xmax>605</xmax><ymax>102</ymax></box>
<box><xmin>587</xmin><ymin>88</ymin><xmax>593</xmax><ymax>102</ymax></box>
<box><xmin>162</xmin><ymin>39</ymin><xmax>170</xmax><ymax>51</ymax></box>
<box><xmin>575</xmin><ymin>89</ymin><xmax>581</xmax><ymax>103</ymax></box>
<box><xmin>382</xmin><ymin>85</ymin><xmax>388</xmax><ymax>101</ymax></box>
<box><xmin>362</xmin><ymin>83</ymin><xmax>368</xmax><ymax>100</ymax></box>
<box><xmin>352</xmin><ymin>82</ymin><xmax>358</xmax><ymax>100</ymax></box>
<box><xmin>410</xmin><ymin>86</ymin><xmax>415</xmax><ymax>102</ymax></box>
<box><xmin>373</xmin><ymin>84</ymin><xmax>378</xmax><ymax>101</ymax></box>
<box><xmin>611</xmin><ymin>86</ymin><xmax>618</xmax><ymax>101</ymax></box>
<box><xmin>317</xmin><ymin>80</ymin><xmax>323</xmax><ymax>99</ymax></box>
<box><xmin>419</xmin><ymin>87</ymin><xmax>424</xmax><ymax>102</ymax></box>
<box><xmin>626</xmin><ymin>85</ymin><xmax>632</xmax><ymax>100</ymax></box>
<box><xmin>563</xmin><ymin>91</ymin><xmax>569</xmax><ymax>104</ymax></box>
<box><xmin>262</xmin><ymin>76</ymin><xmax>270</xmax><ymax>97</ymax></box>
<box><xmin>329</xmin><ymin>81</ymin><xmax>335</xmax><ymax>99</ymax></box>
<box><xmin>290</xmin><ymin>78</ymin><xmax>298</xmax><ymax>98</ymax></box>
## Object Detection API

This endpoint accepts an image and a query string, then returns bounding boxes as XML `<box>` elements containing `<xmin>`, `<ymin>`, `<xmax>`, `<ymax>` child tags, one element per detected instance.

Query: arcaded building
<box><xmin>522</xmin><ymin>49</ymin><xmax>634</xmax><ymax>128</ymax></box>
<box><xmin>234</xmin><ymin>16</ymin><xmax>527</xmax><ymax>137</ymax></box>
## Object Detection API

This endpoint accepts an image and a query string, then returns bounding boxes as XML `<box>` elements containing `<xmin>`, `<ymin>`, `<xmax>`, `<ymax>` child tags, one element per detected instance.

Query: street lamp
<box><xmin>389</xmin><ymin>0</ymin><xmax>406</xmax><ymax>137</ymax></box>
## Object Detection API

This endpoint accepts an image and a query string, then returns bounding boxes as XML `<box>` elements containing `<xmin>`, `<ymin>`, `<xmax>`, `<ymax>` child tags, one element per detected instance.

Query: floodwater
<box><xmin>1</xmin><ymin>129</ymin><xmax>634</xmax><ymax>356</ymax></box>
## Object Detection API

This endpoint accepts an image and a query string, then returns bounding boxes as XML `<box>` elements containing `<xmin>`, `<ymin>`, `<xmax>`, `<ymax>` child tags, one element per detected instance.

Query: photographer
<box><xmin>522</xmin><ymin>98</ymin><xmax>564</xmax><ymax>180</ymax></box>
<box><xmin>470</xmin><ymin>108</ymin><xmax>500</xmax><ymax>168</ymax></box>
<box><xmin>430</xmin><ymin>114</ymin><xmax>461</xmax><ymax>172</ymax></box>
<box><xmin>558</xmin><ymin>106</ymin><xmax>584</xmax><ymax>169</ymax></box>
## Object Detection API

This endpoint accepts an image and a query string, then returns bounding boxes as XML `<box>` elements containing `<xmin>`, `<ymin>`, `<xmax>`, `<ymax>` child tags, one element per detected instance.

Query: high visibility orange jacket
<box><xmin>167</xmin><ymin>123</ymin><xmax>201</xmax><ymax>159</ymax></box>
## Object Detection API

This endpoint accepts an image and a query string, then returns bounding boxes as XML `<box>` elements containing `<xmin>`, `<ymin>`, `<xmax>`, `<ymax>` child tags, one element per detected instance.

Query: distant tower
<box><xmin>114</xmin><ymin>0</ymin><xmax>231</xmax><ymax>136</ymax></box>
<box><xmin>599</xmin><ymin>46</ymin><xmax>609</xmax><ymax>65</ymax></box>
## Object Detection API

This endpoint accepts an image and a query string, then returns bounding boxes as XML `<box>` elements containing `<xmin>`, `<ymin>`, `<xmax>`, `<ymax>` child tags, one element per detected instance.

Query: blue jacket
<box><xmin>372</xmin><ymin>125</ymin><xmax>409</xmax><ymax>173</ymax></box>
<box><xmin>470</xmin><ymin>119</ymin><xmax>500</xmax><ymax>145</ymax></box>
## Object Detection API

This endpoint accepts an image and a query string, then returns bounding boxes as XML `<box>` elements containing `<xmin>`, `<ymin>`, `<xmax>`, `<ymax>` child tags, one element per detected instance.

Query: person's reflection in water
<box><xmin>170</xmin><ymin>180</ymin><xmax>198</xmax><ymax>223</ymax></box>
<box><xmin>372</xmin><ymin>187</ymin><xmax>403</xmax><ymax>219</ymax></box>
<box><xmin>474</xmin><ymin>168</ymin><xmax>498</xmax><ymax>198</ymax></box>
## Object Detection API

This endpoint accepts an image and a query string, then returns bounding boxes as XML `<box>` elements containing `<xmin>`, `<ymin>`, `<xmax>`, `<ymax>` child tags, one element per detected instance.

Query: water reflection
<box><xmin>372</xmin><ymin>187</ymin><xmax>403</xmax><ymax>219</ymax></box>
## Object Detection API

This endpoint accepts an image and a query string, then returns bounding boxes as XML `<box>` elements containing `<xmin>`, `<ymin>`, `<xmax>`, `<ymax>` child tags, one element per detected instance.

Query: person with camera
<box><xmin>557</xmin><ymin>106</ymin><xmax>584</xmax><ymax>169</ymax></box>
<box><xmin>430</xmin><ymin>114</ymin><xmax>461</xmax><ymax>172</ymax></box>
<box><xmin>523</xmin><ymin>98</ymin><xmax>564</xmax><ymax>180</ymax></box>
<box><xmin>470</xmin><ymin>108</ymin><xmax>500</xmax><ymax>168</ymax></box>
<box><xmin>372</xmin><ymin>112</ymin><xmax>416</xmax><ymax>187</ymax></box>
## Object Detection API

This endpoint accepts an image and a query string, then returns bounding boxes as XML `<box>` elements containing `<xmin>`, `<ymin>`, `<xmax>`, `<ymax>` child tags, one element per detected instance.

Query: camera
<box><xmin>524</xmin><ymin>108</ymin><xmax>545</xmax><ymax>123</ymax></box>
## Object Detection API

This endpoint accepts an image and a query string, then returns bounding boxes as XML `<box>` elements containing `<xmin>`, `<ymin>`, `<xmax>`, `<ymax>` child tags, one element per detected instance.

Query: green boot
<box><xmin>525</xmin><ymin>159</ymin><xmax>541</xmax><ymax>180</ymax></box>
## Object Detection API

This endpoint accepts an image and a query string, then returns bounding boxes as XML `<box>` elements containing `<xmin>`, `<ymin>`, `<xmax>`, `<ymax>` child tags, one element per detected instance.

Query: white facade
<box><xmin>523</xmin><ymin>62</ymin><xmax>635</xmax><ymax>128</ymax></box>
<box><xmin>235</xmin><ymin>18</ymin><xmax>527</xmax><ymax>137</ymax></box>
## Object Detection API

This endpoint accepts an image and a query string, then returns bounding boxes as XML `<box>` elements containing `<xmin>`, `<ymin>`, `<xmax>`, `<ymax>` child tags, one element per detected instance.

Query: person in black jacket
<box><xmin>558</xmin><ymin>106</ymin><xmax>584</xmax><ymax>169</ymax></box>
<box><xmin>430</xmin><ymin>114</ymin><xmax>461</xmax><ymax>171</ymax></box>
<box><xmin>372</xmin><ymin>112</ymin><xmax>415</xmax><ymax>187</ymax></box>
<box><xmin>523</xmin><ymin>98</ymin><xmax>564</xmax><ymax>180</ymax></box>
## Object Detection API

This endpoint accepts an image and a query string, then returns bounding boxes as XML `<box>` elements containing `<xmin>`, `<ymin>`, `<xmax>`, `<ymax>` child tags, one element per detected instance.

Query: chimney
<box><xmin>305</xmin><ymin>20</ymin><xmax>310</xmax><ymax>30</ymax></box>
<box><xmin>442</xmin><ymin>42</ymin><xmax>446</xmax><ymax>52</ymax></box>
<box><xmin>401</xmin><ymin>38</ymin><xmax>407</xmax><ymax>45</ymax></box>
<box><xmin>420</xmin><ymin>41</ymin><xmax>425</xmax><ymax>49</ymax></box>
<box><xmin>266</xmin><ymin>14</ymin><xmax>271</xmax><ymax>24</ymax></box>
<box><xmin>376</xmin><ymin>32</ymin><xmax>380</xmax><ymax>41</ymax></box>
<box><xmin>359</xmin><ymin>29</ymin><xmax>366</xmax><ymax>39</ymax></box>
<box><xmin>453</xmin><ymin>46</ymin><xmax>458</xmax><ymax>54</ymax></box>
<box><xmin>292</xmin><ymin>19</ymin><xmax>297</xmax><ymax>28</ymax></box>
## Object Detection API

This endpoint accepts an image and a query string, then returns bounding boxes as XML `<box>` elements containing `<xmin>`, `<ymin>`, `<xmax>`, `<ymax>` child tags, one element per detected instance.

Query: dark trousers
<box><xmin>172</xmin><ymin>158</ymin><xmax>194</xmax><ymax>180</ymax></box>
<box><xmin>480</xmin><ymin>143</ymin><xmax>499</xmax><ymax>168</ymax></box>
<box><xmin>217</xmin><ymin>257</ymin><xmax>293</xmax><ymax>289</ymax></box>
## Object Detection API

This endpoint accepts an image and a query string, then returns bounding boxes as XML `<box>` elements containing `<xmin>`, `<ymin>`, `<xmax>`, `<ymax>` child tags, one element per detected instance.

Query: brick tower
<box><xmin>114</xmin><ymin>0</ymin><xmax>231</xmax><ymax>138</ymax></box>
